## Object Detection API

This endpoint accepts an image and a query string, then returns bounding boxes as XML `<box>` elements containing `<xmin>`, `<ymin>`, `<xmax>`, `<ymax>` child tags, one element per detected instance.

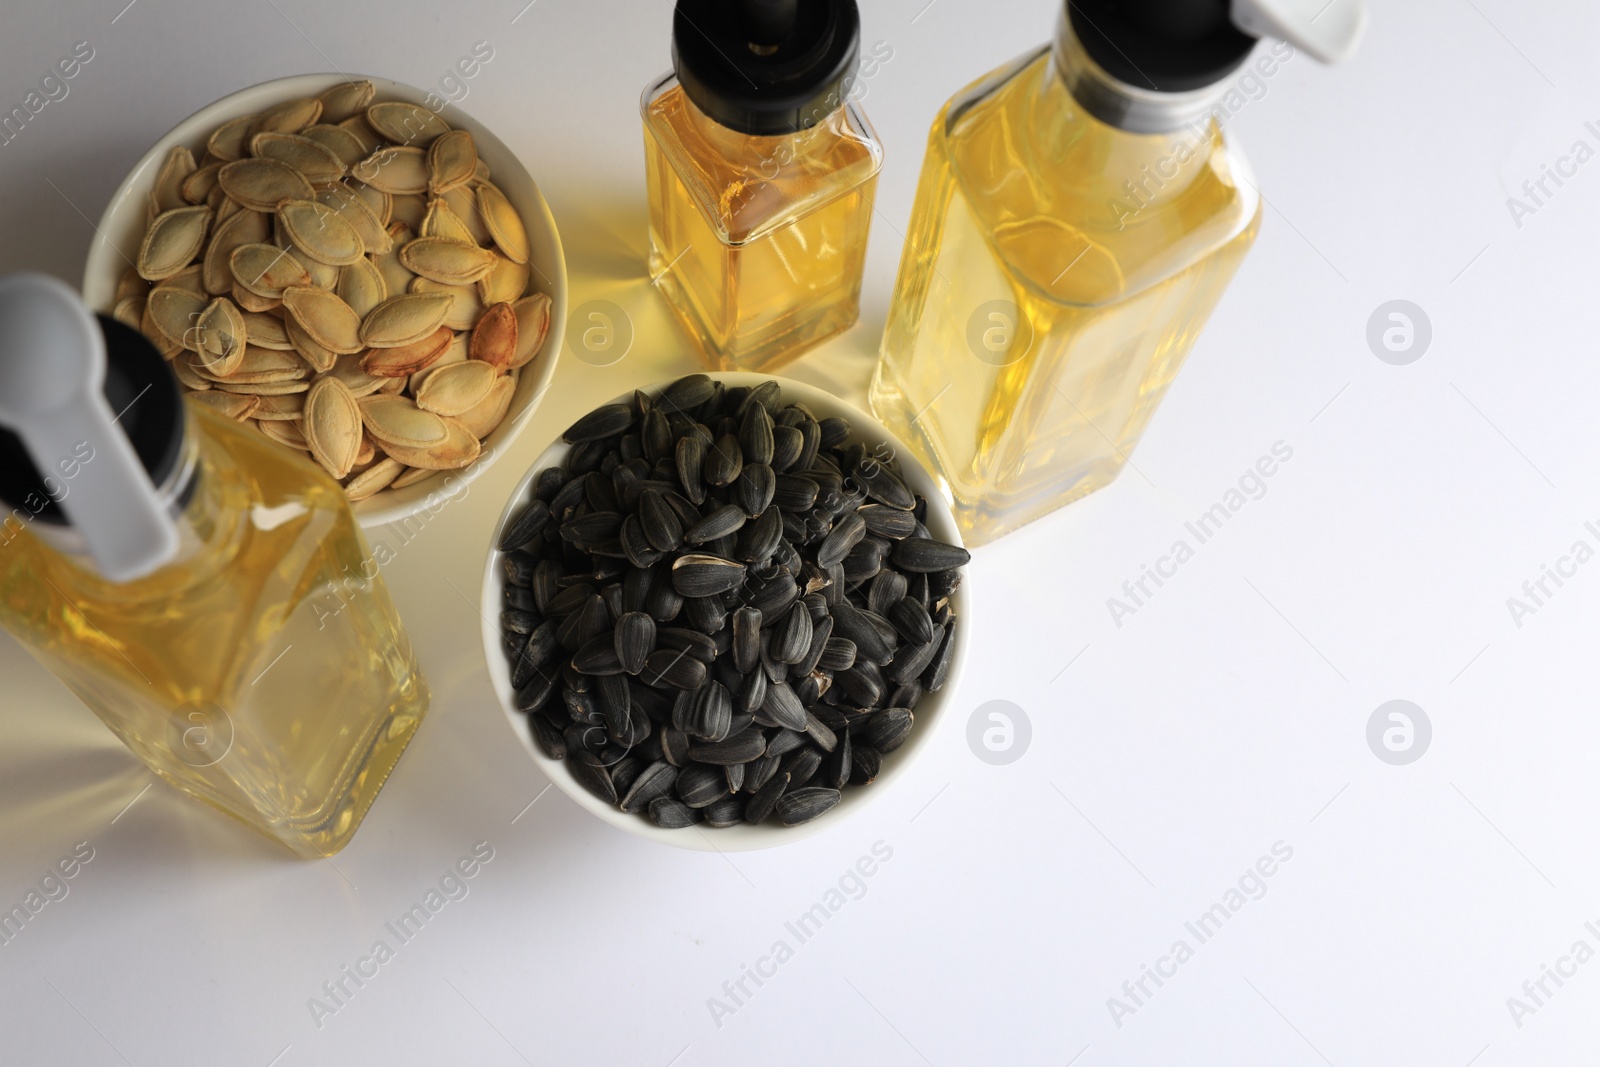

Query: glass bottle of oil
<box><xmin>870</xmin><ymin>0</ymin><xmax>1365</xmax><ymax>546</ymax></box>
<box><xmin>643</xmin><ymin>0</ymin><xmax>882</xmax><ymax>371</ymax></box>
<box><xmin>0</xmin><ymin>275</ymin><xmax>428</xmax><ymax>858</ymax></box>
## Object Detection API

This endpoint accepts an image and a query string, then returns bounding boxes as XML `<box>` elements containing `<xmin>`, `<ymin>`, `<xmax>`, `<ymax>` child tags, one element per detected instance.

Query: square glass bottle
<box><xmin>642</xmin><ymin>0</ymin><xmax>882</xmax><ymax>371</ymax></box>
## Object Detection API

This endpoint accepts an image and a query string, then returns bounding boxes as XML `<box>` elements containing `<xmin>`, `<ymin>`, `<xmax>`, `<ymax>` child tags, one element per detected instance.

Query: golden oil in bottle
<box><xmin>642</xmin><ymin>0</ymin><xmax>882</xmax><ymax>371</ymax></box>
<box><xmin>0</xmin><ymin>402</ymin><xmax>428</xmax><ymax>857</ymax></box>
<box><xmin>869</xmin><ymin>0</ymin><xmax>1360</xmax><ymax>546</ymax></box>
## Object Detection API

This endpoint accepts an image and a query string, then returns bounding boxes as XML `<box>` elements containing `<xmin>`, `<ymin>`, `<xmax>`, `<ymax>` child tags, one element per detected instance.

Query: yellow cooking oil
<box><xmin>642</xmin><ymin>75</ymin><xmax>882</xmax><ymax>371</ymax></box>
<box><xmin>0</xmin><ymin>402</ymin><xmax>427</xmax><ymax>857</ymax></box>
<box><xmin>871</xmin><ymin>47</ymin><xmax>1262</xmax><ymax>546</ymax></box>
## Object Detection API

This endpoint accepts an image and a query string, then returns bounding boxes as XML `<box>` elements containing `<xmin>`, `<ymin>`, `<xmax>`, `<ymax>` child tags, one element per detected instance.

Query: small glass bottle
<box><xmin>0</xmin><ymin>276</ymin><xmax>428</xmax><ymax>858</ymax></box>
<box><xmin>870</xmin><ymin>0</ymin><xmax>1364</xmax><ymax>546</ymax></box>
<box><xmin>642</xmin><ymin>0</ymin><xmax>882</xmax><ymax>371</ymax></box>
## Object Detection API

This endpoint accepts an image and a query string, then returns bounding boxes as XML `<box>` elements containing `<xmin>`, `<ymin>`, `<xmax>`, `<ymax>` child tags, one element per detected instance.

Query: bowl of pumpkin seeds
<box><xmin>82</xmin><ymin>72</ymin><xmax>566</xmax><ymax>528</ymax></box>
<box><xmin>480</xmin><ymin>373</ymin><xmax>972</xmax><ymax>850</ymax></box>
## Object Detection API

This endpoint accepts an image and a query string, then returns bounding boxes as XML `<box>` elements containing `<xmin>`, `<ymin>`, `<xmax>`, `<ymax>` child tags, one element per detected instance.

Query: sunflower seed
<box><xmin>641</xmin><ymin>648</ymin><xmax>707</xmax><ymax>689</ymax></box>
<box><xmin>675</xmin><ymin>763</ymin><xmax>726</xmax><ymax>808</ymax></box>
<box><xmin>687</xmin><ymin>729</ymin><xmax>765</xmax><ymax>766</ymax></box>
<box><xmin>615</xmin><ymin>611</ymin><xmax>656</xmax><ymax>674</ymax></box>
<box><xmin>684</xmin><ymin>503</ymin><xmax>745</xmax><ymax>544</ymax></box>
<box><xmin>770</xmin><ymin>602</ymin><xmax>813</xmax><ymax>664</ymax></box>
<box><xmin>704</xmin><ymin>433</ymin><xmax>743</xmax><ymax>487</ymax></box>
<box><xmin>891</xmin><ymin>536</ymin><xmax>972</xmax><ymax>573</ymax></box>
<box><xmin>564</xmin><ymin>403</ymin><xmax>635</xmax><ymax>444</ymax></box>
<box><xmin>676</xmin><ymin>432</ymin><xmax>708</xmax><ymax>504</ymax></box>
<box><xmin>671</xmin><ymin>554</ymin><xmax>746</xmax><ymax>597</ymax></box>
<box><xmin>775</xmin><ymin>786</ymin><xmax>840</xmax><ymax>826</ymax></box>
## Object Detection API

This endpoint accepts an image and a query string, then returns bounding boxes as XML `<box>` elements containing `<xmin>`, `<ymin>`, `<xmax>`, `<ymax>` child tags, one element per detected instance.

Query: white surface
<box><xmin>0</xmin><ymin>1</ymin><xmax>1592</xmax><ymax>1064</ymax></box>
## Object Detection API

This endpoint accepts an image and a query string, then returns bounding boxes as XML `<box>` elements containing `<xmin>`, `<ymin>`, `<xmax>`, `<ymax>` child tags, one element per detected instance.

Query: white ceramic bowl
<box><xmin>479</xmin><ymin>373</ymin><xmax>971</xmax><ymax>851</ymax></box>
<box><xmin>81</xmin><ymin>72</ymin><xmax>567</xmax><ymax>529</ymax></box>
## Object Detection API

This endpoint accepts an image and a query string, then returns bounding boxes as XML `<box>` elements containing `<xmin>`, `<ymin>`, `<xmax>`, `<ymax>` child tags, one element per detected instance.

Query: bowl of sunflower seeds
<box><xmin>480</xmin><ymin>374</ymin><xmax>972</xmax><ymax>850</ymax></box>
<box><xmin>82</xmin><ymin>73</ymin><xmax>565</xmax><ymax>528</ymax></box>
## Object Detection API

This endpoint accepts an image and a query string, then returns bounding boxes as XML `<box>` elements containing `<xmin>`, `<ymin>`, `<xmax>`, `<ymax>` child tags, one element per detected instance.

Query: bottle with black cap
<box><xmin>0</xmin><ymin>274</ymin><xmax>429</xmax><ymax>858</ymax></box>
<box><xmin>642</xmin><ymin>0</ymin><xmax>884</xmax><ymax>370</ymax></box>
<box><xmin>870</xmin><ymin>0</ymin><xmax>1365</xmax><ymax>546</ymax></box>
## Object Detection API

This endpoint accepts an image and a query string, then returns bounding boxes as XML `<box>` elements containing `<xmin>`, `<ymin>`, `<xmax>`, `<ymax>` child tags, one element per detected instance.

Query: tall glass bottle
<box><xmin>870</xmin><ymin>0</ymin><xmax>1364</xmax><ymax>546</ymax></box>
<box><xmin>643</xmin><ymin>0</ymin><xmax>882</xmax><ymax>371</ymax></box>
<box><xmin>0</xmin><ymin>276</ymin><xmax>427</xmax><ymax>858</ymax></box>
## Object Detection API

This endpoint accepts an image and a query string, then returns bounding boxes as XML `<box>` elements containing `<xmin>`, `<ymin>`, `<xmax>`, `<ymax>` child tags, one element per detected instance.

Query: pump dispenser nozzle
<box><xmin>0</xmin><ymin>274</ymin><xmax>180</xmax><ymax>581</ymax></box>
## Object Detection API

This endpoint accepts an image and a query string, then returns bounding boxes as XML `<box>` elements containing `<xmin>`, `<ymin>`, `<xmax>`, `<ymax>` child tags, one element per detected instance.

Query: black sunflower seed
<box><xmin>792</xmin><ymin>613</ymin><xmax>833</xmax><ymax>676</ymax></box>
<box><xmin>759</xmin><ymin>681</ymin><xmax>808</xmax><ymax>732</ymax></box>
<box><xmin>887</xmin><ymin>596</ymin><xmax>935</xmax><ymax>645</ymax></box>
<box><xmin>685</xmin><ymin>503</ymin><xmax>747</xmax><ymax>543</ymax></box>
<box><xmin>922</xmin><ymin>624</ymin><xmax>956</xmax><ymax>692</ymax></box>
<box><xmin>660</xmin><ymin>726</ymin><xmax>691</xmax><ymax>767</ymax></box>
<box><xmin>675</xmin><ymin>763</ymin><xmax>726</xmax><ymax>808</ymax></box>
<box><xmin>737</xmin><ymin>666</ymin><xmax>767</xmax><ymax>714</ymax></box>
<box><xmin>804</xmin><ymin>710</ymin><xmax>838</xmax><ymax>753</ymax></box>
<box><xmin>675</xmin><ymin>432</ymin><xmax>709</xmax><ymax>505</ymax></box>
<box><xmin>780</xmin><ymin>746</ymin><xmax>823</xmax><ymax>789</ymax></box>
<box><xmin>684</xmin><ymin>680</ymin><xmax>733</xmax><ymax>741</ymax></box>
<box><xmin>527</xmin><ymin>711</ymin><xmax>565</xmax><ymax>759</ymax></box>
<box><xmin>649</xmin><ymin>795</ymin><xmax>699</xmax><ymax>827</ymax></box>
<box><xmin>572</xmin><ymin>633</ymin><xmax>625</xmax><ymax>675</ymax></box>
<box><xmin>561</xmin><ymin>510</ymin><xmax>623</xmax><ymax>545</ymax></box>
<box><xmin>724</xmin><ymin>762</ymin><xmax>745</xmax><ymax>794</ymax></box>
<box><xmin>891</xmin><ymin>536</ymin><xmax>972</xmax><ymax>573</ymax></box>
<box><xmin>535</xmin><ymin>466</ymin><xmax>566</xmax><ymax>501</ymax></box>
<box><xmin>887</xmin><ymin>624</ymin><xmax>943</xmax><ymax>685</ymax></box>
<box><xmin>829</xmin><ymin>602</ymin><xmax>894</xmax><ymax>664</ymax></box>
<box><xmin>657</xmin><ymin>627</ymin><xmax>718</xmax><ymax>663</ymax></box>
<box><xmin>770</xmin><ymin>601</ymin><xmax>814</xmax><ymax>664</ymax></box>
<box><xmin>854</xmin><ymin>456</ymin><xmax>915</xmax><ymax>510</ymax></box>
<box><xmin>704</xmin><ymin>433</ymin><xmax>743</xmax><ymax>488</ymax></box>
<box><xmin>641</xmin><ymin>648</ymin><xmax>708</xmax><ymax>689</ymax></box>
<box><xmin>688</xmin><ymin>729</ymin><xmax>766</xmax><ymax>765</ymax></box>
<box><xmin>740</xmin><ymin>404</ymin><xmax>774</xmax><ymax>465</ymax></box>
<box><xmin>644</xmin><ymin>574</ymin><xmax>684</xmax><ymax>622</ymax></box>
<box><xmin>735</xmin><ymin>507</ymin><xmax>783</xmax><ymax>563</ymax></box>
<box><xmin>732</xmin><ymin>606</ymin><xmax>762</xmax><ymax>672</ymax></box>
<box><xmin>660</xmin><ymin>373</ymin><xmax>715</xmax><ymax>412</ymax></box>
<box><xmin>619</xmin><ymin>760</ymin><xmax>679</xmax><ymax>813</ymax></box>
<box><xmin>818</xmin><ymin>637</ymin><xmax>857</xmax><ymax>672</ymax></box>
<box><xmin>704</xmin><ymin>794</ymin><xmax>744</xmax><ymax>827</ymax></box>
<box><xmin>773</xmin><ymin>473</ymin><xmax>819</xmax><ymax>513</ymax></box>
<box><xmin>770</xmin><ymin>425</ymin><xmax>804</xmax><ymax>472</ymax></box>
<box><xmin>841</xmin><ymin>538</ymin><xmax>886</xmax><ymax>584</ymax></box>
<box><xmin>569</xmin><ymin>756</ymin><xmax>617</xmax><ymax>804</ymax></box>
<box><xmin>564</xmin><ymin>403</ymin><xmax>635</xmax><ymax>443</ymax></box>
<box><xmin>639</xmin><ymin>488</ymin><xmax>683</xmax><ymax>552</ymax></box>
<box><xmin>685</xmin><ymin>595</ymin><xmax>727</xmax><ymax>634</ymax></box>
<box><xmin>501</xmin><ymin>609</ymin><xmax>540</xmax><ymax>637</ymax></box>
<box><xmin>824</xmin><ymin>727</ymin><xmax>852</xmax><ymax>789</ymax></box>
<box><xmin>513</xmin><ymin>667</ymin><xmax>557</xmax><ymax>713</ymax></box>
<box><xmin>503</xmin><ymin>584</ymin><xmax>537</xmax><ymax>612</ymax></box>
<box><xmin>732</xmin><ymin>463</ymin><xmax>775</xmax><ymax>517</ymax></box>
<box><xmin>776</xmin><ymin>786</ymin><xmax>840</xmax><ymax>826</ymax></box>
<box><xmin>556</xmin><ymin>594</ymin><xmax>610</xmax><ymax>652</ymax></box>
<box><xmin>868</xmin><ymin>569</ymin><xmax>908</xmax><ymax>616</ymax></box>
<box><xmin>671</xmin><ymin>554</ymin><xmax>747</xmax><ymax>597</ymax></box>
<box><xmin>745</xmin><ymin>771</ymin><xmax>790</xmax><ymax>823</ymax></box>
<box><xmin>512</xmin><ymin>622</ymin><xmax>559</xmax><ymax>687</ymax></box>
<box><xmin>499</xmin><ymin>499</ymin><xmax>551</xmax><ymax>551</ymax></box>
<box><xmin>765</xmin><ymin>727</ymin><xmax>807</xmax><ymax>758</ymax></box>
<box><xmin>849</xmin><ymin>744</ymin><xmax>882</xmax><ymax>785</ymax></box>
<box><xmin>615</xmin><ymin>611</ymin><xmax>656</xmax><ymax>674</ymax></box>
<box><xmin>863</xmin><ymin>708</ymin><xmax>914</xmax><ymax>753</ymax></box>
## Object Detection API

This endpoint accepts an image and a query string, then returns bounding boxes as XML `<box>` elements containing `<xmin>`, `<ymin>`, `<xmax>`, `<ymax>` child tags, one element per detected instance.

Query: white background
<box><xmin>1</xmin><ymin>0</ymin><xmax>1596</xmax><ymax>1064</ymax></box>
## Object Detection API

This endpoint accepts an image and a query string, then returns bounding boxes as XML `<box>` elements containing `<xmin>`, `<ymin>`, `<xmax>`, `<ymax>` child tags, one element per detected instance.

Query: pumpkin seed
<box><xmin>336</xmin><ymin>257</ymin><xmax>387</xmax><ymax>318</ymax></box>
<box><xmin>478</xmin><ymin>252</ymin><xmax>529</xmax><ymax>305</ymax></box>
<box><xmin>456</xmin><ymin>375</ymin><xmax>515</xmax><ymax>439</ymax></box>
<box><xmin>411</xmin><ymin>277</ymin><xmax>483</xmax><ymax>331</ymax></box>
<box><xmin>257</xmin><ymin>417</ymin><xmax>310</xmax><ymax>449</ymax></box>
<box><xmin>316</xmin><ymin>80</ymin><xmax>375</xmax><ymax>124</ymax></box>
<box><xmin>359</xmin><ymin>292</ymin><xmax>453</xmax><ymax>347</ymax></box>
<box><xmin>217</xmin><ymin>158</ymin><xmax>315</xmax><ymax>212</ymax></box>
<box><xmin>426</xmin><ymin>129</ymin><xmax>477</xmax><ymax>194</ymax></box>
<box><xmin>314</xmin><ymin>185</ymin><xmax>392</xmax><ymax>253</ymax></box>
<box><xmin>206</xmin><ymin>114</ymin><xmax>256</xmax><ymax>162</ymax></box>
<box><xmin>358</xmin><ymin>393</ymin><xmax>447</xmax><ymax>447</ymax></box>
<box><xmin>203</xmin><ymin>209</ymin><xmax>270</xmax><ymax>295</ymax></box>
<box><xmin>299</xmin><ymin>124</ymin><xmax>368</xmax><ymax>169</ymax></box>
<box><xmin>361</xmin><ymin>324</ymin><xmax>452</xmax><ymax>377</ymax></box>
<box><xmin>372</xmin><ymin>414</ymin><xmax>480</xmax><ymax>470</ymax></box>
<box><xmin>304</xmin><ymin>376</ymin><xmax>363</xmax><ymax>479</ymax></box>
<box><xmin>249</xmin><ymin>131</ymin><xmax>344</xmax><ymax>184</ymax></box>
<box><xmin>195</xmin><ymin>296</ymin><xmax>247</xmax><ymax>375</ymax></box>
<box><xmin>187</xmin><ymin>390</ymin><xmax>259</xmax><ymax>420</ymax></box>
<box><xmin>230</xmin><ymin>243</ymin><xmax>312</xmax><ymax>299</ymax></box>
<box><xmin>365</xmin><ymin>101</ymin><xmax>450</xmax><ymax>146</ymax></box>
<box><xmin>282</xmin><ymin>286</ymin><xmax>363</xmax><ymax>354</ymax></box>
<box><xmin>146</xmin><ymin>286</ymin><xmax>208</xmax><ymax>347</ymax></box>
<box><xmin>137</xmin><ymin>206</ymin><xmax>211</xmax><ymax>281</ymax></box>
<box><xmin>441</xmin><ymin>184</ymin><xmax>491</xmax><ymax>245</ymax></box>
<box><xmin>420</xmin><ymin>197</ymin><xmax>475</xmax><ymax>244</ymax></box>
<box><xmin>399</xmin><ymin>236</ymin><xmax>496</xmax><ymax>285</ymax></box>
<box><xmin>277</xmin><ymin>199</ymin><xmax>365</xmax><ymax>266</ymax></box>
<box><xmin>249</xmin><ymin>97</ymin><xmax>321</xmax><ymax>137</ymax></box>
<box><xmin>285</xmin><ymin>315</ymin><xmax>338</xmax><ymax>373</ymax></box>
<box><xmin>345</xmin><ymin>456</ymin><xmax>404</xmax><ymax>500</ymax></box>
<box><xmin>414</xmin><ymin>359</ymin><xmax>497</xmax><ymax>417</ymax></box>
<box><xmin>352</xmin><ymin>146</ymin><xmax>428</xmax><ymax>194</ymax></box>
<box><xmin>476</xmin><ymin>181</ymin><xmax>529</xmax><ymax>264</ymax></box>
<box><xmin>153</xmin><ymin>146</ymin><xmax>196</xmax><ymax>213</ymax></box>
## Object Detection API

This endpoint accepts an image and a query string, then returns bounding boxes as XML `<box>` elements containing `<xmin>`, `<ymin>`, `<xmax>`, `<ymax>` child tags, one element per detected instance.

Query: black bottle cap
<box><xmin>1068</xmin><ymin>0</ymin><xmax>1256</xmax><ymax>92</ymax></box>
<box><xmin>0</xmin><ymin>315</ymin><xmax>186</xmax><ymax>527</ymax></box>
<box><xmin>672</xmin><ymin>0</ymin><xmax>861</xmax><ymax>136</ymax></box>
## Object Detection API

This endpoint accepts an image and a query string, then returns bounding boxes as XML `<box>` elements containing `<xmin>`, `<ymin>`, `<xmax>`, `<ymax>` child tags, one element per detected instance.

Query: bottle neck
<box><xmin>1052</xmin><ymin>10</ymin><xmax>1240</xmax><ymax>135</ymax></box>
<box><xmin>26</xmin><ymin>413</ymin><xmax>208</xmax><ymax>572</ymax></box>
